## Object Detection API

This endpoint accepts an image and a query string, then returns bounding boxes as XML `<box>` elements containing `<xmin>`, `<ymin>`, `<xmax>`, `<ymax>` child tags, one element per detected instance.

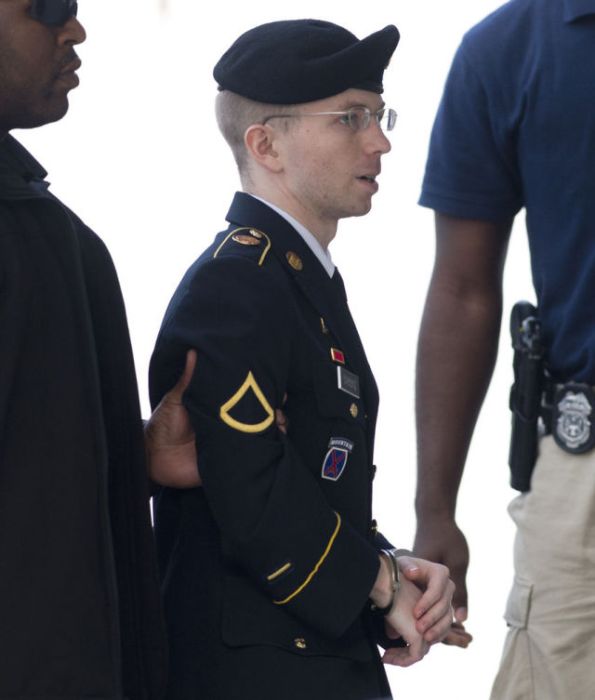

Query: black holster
<box><xmin>508</xmin><ymin>301</ymin><xmax>544</xmax><ymax>492</ymax></box>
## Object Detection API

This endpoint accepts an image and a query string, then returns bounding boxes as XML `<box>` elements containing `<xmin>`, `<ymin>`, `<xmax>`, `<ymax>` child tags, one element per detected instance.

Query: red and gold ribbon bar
<box><xmin>330</xmin><ymin>347</ymin><xmax>345</xmax><ymax>365</ymax></box>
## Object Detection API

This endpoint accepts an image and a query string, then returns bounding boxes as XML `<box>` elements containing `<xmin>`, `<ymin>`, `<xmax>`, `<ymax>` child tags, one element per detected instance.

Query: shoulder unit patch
<box><xmin>321</xmin><ymin>437</ymin><xmax>354</xmax><ymax>481</ymax></box>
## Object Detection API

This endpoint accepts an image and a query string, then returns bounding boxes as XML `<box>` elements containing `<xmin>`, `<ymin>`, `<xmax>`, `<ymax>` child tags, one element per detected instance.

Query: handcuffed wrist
<box><xmin>370</xmin><ymin>548</ymin><xmax>400</xmax><ymax>616</ymax></box>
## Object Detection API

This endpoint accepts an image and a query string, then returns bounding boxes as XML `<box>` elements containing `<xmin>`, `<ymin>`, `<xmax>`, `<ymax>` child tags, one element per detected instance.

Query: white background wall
<box><xmin>19</xmin><ymin>1</ymin><xmax>536</xmax><ymax>696</ymax></box>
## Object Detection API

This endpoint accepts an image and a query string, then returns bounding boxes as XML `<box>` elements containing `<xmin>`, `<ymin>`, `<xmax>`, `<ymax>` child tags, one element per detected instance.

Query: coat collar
<box><xmin>563</xmin><ymin>0</ymin><xmax>595</xmax><ymax>22</ymax></box>
<box><xmin>0</xmin><ymin>134</ymin><xmax>49</xmax><ymax>200</ymax></box>
<box><xmin>226</xmin><ymin>192</ymin><xmax>357</xmax><ymax>361</ymax></box>
<box><xmin>227</xmin><ymin>192</ymin><xmax>340</xmax><ymax>316</ymax></box>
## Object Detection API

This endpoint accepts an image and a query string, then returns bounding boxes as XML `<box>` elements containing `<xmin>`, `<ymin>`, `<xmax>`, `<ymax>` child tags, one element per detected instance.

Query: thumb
<box><xmin>451</xmin><ymin>567</ymin><xmax>469</xmax><ymax>615</ymax></box>
<box><xmin>396</xmin><ymin>555</ymin><xmax>423</xmax><ymax>580</ymax></box>
<box><xmin>454</xmin><ymin>606</ymin><xmax>468</xmax><ymax>624</ymax></box>
<box><xmin>169</xmin><ymin>349</ymin><xmax>197</xmax><ymax>400</ymax></box>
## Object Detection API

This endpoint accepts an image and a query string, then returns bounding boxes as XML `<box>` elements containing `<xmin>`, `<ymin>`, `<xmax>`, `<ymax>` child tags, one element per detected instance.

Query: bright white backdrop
<box><xmin>18</xmin><ymin>1</ymin><xmax>535</xmax><ymax>696</ymax></box>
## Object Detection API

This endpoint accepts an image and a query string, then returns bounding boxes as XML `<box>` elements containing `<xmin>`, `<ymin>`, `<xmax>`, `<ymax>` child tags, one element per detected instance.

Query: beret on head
<box><xmin>213</xmin><ymin>19</ymin><xmax>399</xmax><ymax>104</ymax></box>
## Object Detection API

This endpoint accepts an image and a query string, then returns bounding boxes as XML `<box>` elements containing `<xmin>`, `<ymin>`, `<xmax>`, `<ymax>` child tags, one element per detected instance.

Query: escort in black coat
<box><xmin>150</xmin><ymin>192</ymin><xmax>393</xmax><ymax>700</ymax></box>
<box><xmin>0</xmin><ymin>135</ymin><xmax>166</xmax><ymax>700</ymax></box>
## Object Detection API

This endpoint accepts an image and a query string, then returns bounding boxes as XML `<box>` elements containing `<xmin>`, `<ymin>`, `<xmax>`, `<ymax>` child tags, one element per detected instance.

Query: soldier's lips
<box><xmin>357</xmin><ymin>175</ymin><xmax>379</xmax><ymax>192</ymax></box>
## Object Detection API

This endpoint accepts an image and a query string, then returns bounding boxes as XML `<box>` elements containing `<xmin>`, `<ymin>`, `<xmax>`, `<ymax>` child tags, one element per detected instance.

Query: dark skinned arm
<box><xmin>413</xmin><ymin>212</ymin><xmax>513</xmax><ymax>647</ymax></box>
<box><xmin>145</xmin><ymin>349</ymin><xmax>201</xmax><ymax>488</ymax></box>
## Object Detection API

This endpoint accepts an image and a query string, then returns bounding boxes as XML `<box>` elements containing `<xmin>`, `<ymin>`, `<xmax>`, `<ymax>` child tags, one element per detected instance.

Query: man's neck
<box><xmin>248</xmin><ymin>193</ymin><xmax>336</xmax><ymax>278</ymax></box>
<box><xmin>245</xmin><ymin>186</ymin><xmax>337</xmax><ymax>249</ymax></box>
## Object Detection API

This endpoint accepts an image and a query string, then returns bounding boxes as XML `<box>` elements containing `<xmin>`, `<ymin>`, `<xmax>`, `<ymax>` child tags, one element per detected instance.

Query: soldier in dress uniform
<box><xmin>149</xmin><ymin>19</ymin><xmax>454</xmax><ymax>700</ymax></box>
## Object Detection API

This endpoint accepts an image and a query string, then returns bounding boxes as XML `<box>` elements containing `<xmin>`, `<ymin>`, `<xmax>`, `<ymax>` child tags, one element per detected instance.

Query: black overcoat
<box><xmin>150</xmin><ymin>193</ymin><xmax>393</xmax><ymax>700</ymax></box>
<box><xmin>0</xmin><ymin>136</ymin><xmax>166</xmax><ymax>700</ymax></box>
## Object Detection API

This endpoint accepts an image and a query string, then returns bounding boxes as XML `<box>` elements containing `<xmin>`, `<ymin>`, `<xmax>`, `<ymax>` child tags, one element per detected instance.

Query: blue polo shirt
<box><xmin>420</xmin><ymin>0</ymin><xmax>595</xmax><ymax>383</ymax></box>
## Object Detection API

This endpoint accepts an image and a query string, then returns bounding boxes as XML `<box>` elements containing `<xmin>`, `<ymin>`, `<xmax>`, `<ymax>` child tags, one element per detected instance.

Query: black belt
<box><xmin>541</xmin><ymin>381</ymin><xmax>595</xmax><ymax>454</ymax></box>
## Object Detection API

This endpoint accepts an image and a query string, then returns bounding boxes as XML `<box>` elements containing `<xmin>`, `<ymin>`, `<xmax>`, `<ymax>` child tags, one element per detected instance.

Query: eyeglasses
<box><xmin>262</xmin><ymin>106</ymin><xmax>398</xmax><ymax>133</ymax></box>
<box><xmin>29</xmin><ymin>0</ymin><xmax>78</xmax><ymax>26</ymax></box>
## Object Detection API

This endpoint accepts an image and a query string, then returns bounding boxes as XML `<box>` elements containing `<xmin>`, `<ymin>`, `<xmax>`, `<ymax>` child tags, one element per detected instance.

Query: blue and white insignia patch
<box><xmin>321</xmin><ymin>437</ymin><xmax>354</xmax><ymax>481</ymax></box>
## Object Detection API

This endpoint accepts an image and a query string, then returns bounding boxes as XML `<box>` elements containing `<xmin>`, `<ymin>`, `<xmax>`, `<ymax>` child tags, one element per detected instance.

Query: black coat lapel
<box><xmin>328</xmin><ymin>269</ymin><xmax>379</xmax><ymax>427</ymax></box>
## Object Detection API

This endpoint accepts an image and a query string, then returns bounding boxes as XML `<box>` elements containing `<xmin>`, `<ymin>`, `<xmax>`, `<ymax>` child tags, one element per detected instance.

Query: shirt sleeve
<box><xmin>153</xmin><ymin>255</ymin><xmax>380</xmax><ymax>639</ymax></box>
<box><xmin>419</xmin><ymin>39</ymin><xmax>524</xmax><ymax>222</ymax></box>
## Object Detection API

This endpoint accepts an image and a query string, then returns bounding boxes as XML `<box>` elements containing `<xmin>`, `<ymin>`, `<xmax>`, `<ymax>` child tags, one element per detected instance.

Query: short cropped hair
<box><xmin>215</xmin><ymin>90</ymin><xmax>294</xmax><ymax>181</ymax></box>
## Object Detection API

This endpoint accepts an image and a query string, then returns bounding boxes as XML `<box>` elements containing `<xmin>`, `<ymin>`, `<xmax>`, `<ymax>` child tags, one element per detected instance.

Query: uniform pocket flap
<box><xmin>503</xmin><ymin>577</ymin><xmax>533</xmax><ymax>629</ymax></box>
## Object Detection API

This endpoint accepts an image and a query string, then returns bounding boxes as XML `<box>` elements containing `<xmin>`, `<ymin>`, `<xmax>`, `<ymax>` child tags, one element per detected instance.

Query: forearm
<box><xmin>415</xmin><ymin>278</ymin><xmax>501</xmax><ymax>519</ymax></box>
<box><xmin>195</xmin><ymin>418</ymin><xmax>380</xmax><ymax>638</ymax></box>
<box><xmin>415</xmin><ymin>214</ymin><xmax>511</xmax><ymax>521</ymax></box>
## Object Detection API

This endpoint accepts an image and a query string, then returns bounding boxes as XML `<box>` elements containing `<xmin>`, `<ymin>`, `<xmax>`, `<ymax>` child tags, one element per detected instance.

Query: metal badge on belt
<box><xmin>553</xmin><ymin>383</ymin><xmax>595</xmax><ymax>454</ymax></box>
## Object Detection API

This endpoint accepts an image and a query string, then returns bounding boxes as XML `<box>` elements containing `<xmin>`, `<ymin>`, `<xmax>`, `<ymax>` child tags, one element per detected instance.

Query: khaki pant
<box><xmin>490</xmin><ymin>436</ymin><xmax>595</xmax><ymax>700</ymax></box>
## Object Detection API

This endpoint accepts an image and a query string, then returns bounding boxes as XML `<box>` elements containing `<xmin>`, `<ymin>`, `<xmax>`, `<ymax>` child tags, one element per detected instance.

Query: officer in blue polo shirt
<box><xmin>149</xmin><ymin>18</ymin><xmax>455</xmax><ymax>700</ymax></box>
<box><xmin>414</xmin><ymin>0</ymin><xmax>595</xmax><ymax>698</ymax></box>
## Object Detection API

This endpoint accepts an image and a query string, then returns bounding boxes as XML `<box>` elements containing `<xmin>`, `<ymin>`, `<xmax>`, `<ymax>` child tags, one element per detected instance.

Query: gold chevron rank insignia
<box><xmin>219</xmin><ymin>371</ymin><xmax>275</xmax><ymax>433</ymax></box>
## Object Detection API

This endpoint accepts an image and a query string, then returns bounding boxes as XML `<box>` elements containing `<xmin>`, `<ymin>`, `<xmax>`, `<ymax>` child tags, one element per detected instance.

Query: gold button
<box><xmin>350</xmin><ymin>403</ymin><xmax>359</xmax><ymax>418</ymax></box>
<box><xmin>286</xmin><ymin>251</ymin><xmax>303</xmax><ymax>271</ymax></box>
<box><xmin>294</xmin><ymin>637</ymin><xmax>307</xmax><ymax>650</ymax></box>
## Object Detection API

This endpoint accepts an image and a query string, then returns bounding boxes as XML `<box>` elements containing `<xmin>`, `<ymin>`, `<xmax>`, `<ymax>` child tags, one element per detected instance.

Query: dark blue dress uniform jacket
<box><xmin>150</xmin><ymin>192</ymin><xmax>392</xmax><ymax>700</ymax></box>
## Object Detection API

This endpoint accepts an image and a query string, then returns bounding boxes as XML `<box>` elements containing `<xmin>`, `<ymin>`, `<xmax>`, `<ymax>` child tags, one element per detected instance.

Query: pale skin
<box><xmin>150</xmin><ymin>91</ymin><xmax>456</xmax><ymax>665</ymax></box>
<box><xmin>243</xmin><ymin>88</ymin><xmax>391</xmax><ymax>249</ymax></box>
<box><xmin>413</xmin><ymin>212</ymin><xmax>512</xmax><ymax>648</ymax></box>
<box><xmin>370</xmin><ymin>553</ymin><xmax>453</xmax><ymax>665</ymax></box>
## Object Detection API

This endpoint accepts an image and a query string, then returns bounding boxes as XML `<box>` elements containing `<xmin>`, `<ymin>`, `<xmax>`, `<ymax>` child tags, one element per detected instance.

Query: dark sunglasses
<box><xmin>29</xmin><ymin>0</ymin><xmax>78</xmax><ymax>26</ymax></box>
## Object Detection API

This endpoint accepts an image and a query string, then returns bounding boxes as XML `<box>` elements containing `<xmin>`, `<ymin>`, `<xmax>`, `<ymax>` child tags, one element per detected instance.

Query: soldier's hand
<box><xmin>145</xmin><ymin>349</ymin><xmax>200</xmax><ymax>488</ymax></box>
<box><xmin>381</xmin><ymin>577</ymin><xmax>430</xmax><ymax>667</ymax></box>
<box><xmin>397</xmin><ymin>555</ymin><xmax>458</xmax><ymax>645</ymax></box>
<box><xmin>413</xmin><ymin>518</ymin><xmax>472</xmax><ymax>647</ymax></box>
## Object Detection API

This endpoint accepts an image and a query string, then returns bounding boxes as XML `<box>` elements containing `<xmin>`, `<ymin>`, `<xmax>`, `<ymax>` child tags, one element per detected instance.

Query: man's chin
<box><xmin>17</xmin><ymin>98</ymin><xmax>71</xmax><ymax>130</ymax></box>
<box><xmin>349</xmin><ymin>201</ymin><xmax>374</xmax><ymax>219</ymax></box>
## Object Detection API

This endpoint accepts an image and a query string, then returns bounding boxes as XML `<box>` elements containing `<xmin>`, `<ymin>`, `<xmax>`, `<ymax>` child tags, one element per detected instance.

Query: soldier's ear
<box><xmin>244</xmin><ymin>124</ymin><xmax>283</xmax><ymax>174</ymax></box>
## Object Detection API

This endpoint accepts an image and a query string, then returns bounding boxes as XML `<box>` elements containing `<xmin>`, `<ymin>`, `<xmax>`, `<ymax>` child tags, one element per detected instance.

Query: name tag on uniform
<box><xmin>337</xmin><ymin>366</ymin><xmax>360</xmax><ymax>399</ymax></box>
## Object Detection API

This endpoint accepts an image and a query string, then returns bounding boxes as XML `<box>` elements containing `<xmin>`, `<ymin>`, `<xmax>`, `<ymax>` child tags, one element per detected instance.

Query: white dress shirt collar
<box><xmin>250</xmin><ymin>195</ymin><xmax>335</xmax><ymax>278</ymax></box>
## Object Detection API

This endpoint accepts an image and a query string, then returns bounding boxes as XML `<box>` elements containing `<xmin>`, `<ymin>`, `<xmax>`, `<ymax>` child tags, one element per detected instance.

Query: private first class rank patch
<box><xmin>321</xmin><ymin>437</ymin><xmax>354</xmax><ymax>481</ymax></box>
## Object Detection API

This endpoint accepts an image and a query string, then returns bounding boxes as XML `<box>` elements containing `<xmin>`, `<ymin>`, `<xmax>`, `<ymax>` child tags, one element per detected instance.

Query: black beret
<box><xmin>213</xmin><ymin>19</ymin><xmax>399</xmax><ymax>104</ymax></box>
